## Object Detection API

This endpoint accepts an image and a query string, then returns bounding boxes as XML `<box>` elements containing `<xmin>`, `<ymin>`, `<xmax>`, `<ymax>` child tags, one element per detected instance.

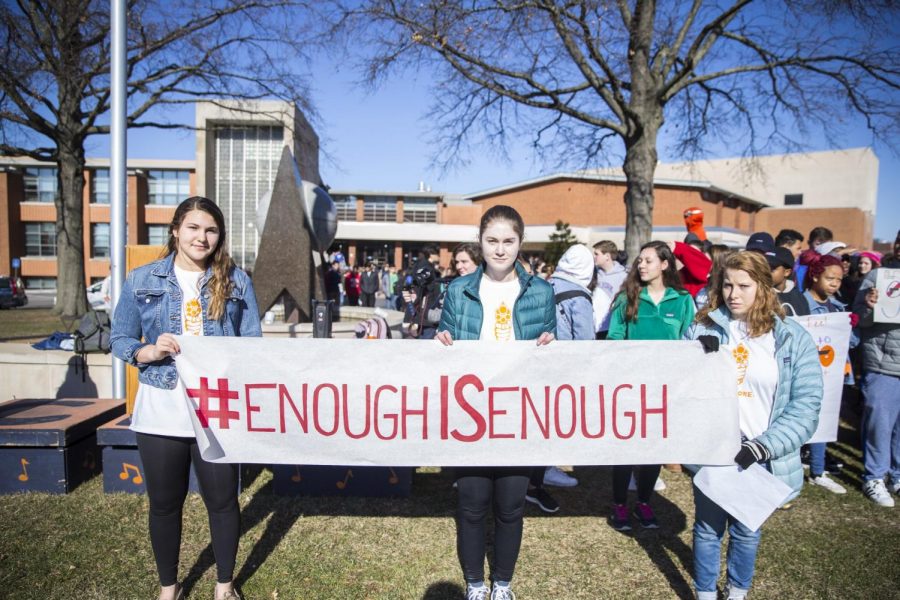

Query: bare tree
<box><xmin>334</xmin><ymin>0</ymin><xmax>899</xmax><ymax>259</ymax></box>
<box><xmin>0</xmin><ymin>0</ymin><xmax>315</xmax><ymax>316</ymax></box>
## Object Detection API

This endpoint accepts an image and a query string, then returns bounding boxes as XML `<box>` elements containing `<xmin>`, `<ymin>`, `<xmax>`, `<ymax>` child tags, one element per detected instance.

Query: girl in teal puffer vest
<box><xmin>437</xmin><ymin>205</ymin><xmax>556</xmax><ymax>600</ymax></box>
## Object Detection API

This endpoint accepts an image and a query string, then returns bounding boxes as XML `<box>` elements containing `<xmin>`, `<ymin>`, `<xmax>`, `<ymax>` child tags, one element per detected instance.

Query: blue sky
<box><xmin>88</xmin><ymin>64</ymin><xmax>899</xmax><ymax>242</ymax></box>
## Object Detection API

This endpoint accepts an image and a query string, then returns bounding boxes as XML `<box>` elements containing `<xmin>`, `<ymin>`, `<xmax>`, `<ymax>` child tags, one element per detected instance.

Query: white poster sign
<box><xmin>874</xmin><ymin>268</ymin><xmax>900</xmax><ymax>324</ymax></box>
<box><xmin>174</xmin><ymin>337</ymin><xmax>740</xmax><ymax>467</ymax></box>
<box><xmin>693</xmin><ymin>464</ymin><xmax>793</xmax><ymax>532</ymax></box>
<box><xmin>790</xmin><ymin>312</ymin><xmax>852</xmax><ymax>444</ymax></box>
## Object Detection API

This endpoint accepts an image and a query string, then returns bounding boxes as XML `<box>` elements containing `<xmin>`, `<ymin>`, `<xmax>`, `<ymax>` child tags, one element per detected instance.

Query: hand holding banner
<box><xmin>174</xmin><ymin>337</ymin><xmax>740</xmax><ymax>467</ymax></box>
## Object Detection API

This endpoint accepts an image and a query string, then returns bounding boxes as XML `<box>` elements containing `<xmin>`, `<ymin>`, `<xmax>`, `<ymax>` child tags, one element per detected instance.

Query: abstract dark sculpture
<box><xmin>252</xmin><ymin>146</ymin><xmax>335</xmax><ymax>323</ymax></box>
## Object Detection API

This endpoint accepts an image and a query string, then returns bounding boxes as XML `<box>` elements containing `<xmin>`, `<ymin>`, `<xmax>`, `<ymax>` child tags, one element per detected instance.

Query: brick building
<box><xmin>0</xmin><ymin>158</ymin><xmax>193</xmax><ymax>287</ymax></box>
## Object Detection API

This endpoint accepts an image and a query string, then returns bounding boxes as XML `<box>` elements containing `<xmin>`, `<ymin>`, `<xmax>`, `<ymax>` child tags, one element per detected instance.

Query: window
<box><xmin>24</xmin><ymin>222</ymin><xmax>56</xmax><ymax>256</ymax></box>
<box><xmin>784</xmin><ymin>194</ymin><xmax>803</xmax><ymax>206</ymax></box>
<box><xmin>148</xmin><ymin>170</ymin><xmax>191</xmax><ymax>205</ymax></box>
<box><xmin>24</xmin><ymin>277</ymin><xmax>56</xmax><ymax>290</ymax></box>
<box><xmin>91</xmin><ymin>169</ymin><xmax>110</xmax><ymax>204</ymax></box>
<box><xmin>23</xmin><ymin>167</ymin><xmax>58</xmax><ymax>203</ymax></box>
<box><xmin>332</xmin><ymin>195</ymin><xmax>357</xmax><ymax>221</ymax></box>
<box><xmin>91</xmin><ymin>223</ymin><xmax>110</xmax><ymax>258</ymax></box>
<box><xmin>363</xmin><ymin>196</ymin><xmax>397</xmax><ymax>222</ymax></box>
<box><xmin>147</xmin><ymin>225</ymin><xmax>169</xmax><ymax>246</ymax></box>
<box><xmin>403</xmin><ymin>198</ymin><xmax>438</xmax><ymax>223</ymax></box>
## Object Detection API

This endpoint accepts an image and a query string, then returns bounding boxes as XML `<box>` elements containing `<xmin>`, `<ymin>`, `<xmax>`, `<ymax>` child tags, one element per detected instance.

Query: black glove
<box><xmin>698</xmin><ymin>335</ymin><xmax>720</xmax><ymax>353</ymax></box>
<box><xmin>735</xmin><ymin>439</ymin><xmax>771</xmax><ymax>470</ymax></box>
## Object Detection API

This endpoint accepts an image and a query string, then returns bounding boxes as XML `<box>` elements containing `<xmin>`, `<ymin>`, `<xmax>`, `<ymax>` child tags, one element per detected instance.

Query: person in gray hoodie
<box><xmin>551</xmin><ymin>244</ymin><xmax>596</xmax><ymax>340</ymax></box>
<box><xmin>593</xmin><ymin>241</ymin><xmax>628</xmax><ymax>339</ymax></box>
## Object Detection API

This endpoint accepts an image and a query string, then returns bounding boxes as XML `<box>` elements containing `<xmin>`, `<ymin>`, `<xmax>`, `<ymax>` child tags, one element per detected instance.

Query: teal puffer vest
<box><xmin>438</xmin><ymin>263</ymin><xmax>557</xmax><ymax>340</ymax></box>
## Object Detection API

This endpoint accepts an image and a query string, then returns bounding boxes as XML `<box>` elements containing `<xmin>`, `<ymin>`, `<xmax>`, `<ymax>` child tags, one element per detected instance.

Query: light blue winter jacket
<box><xmin>685</xmin><ymin>306</ymin><xmax>823</xmax><ymax>500</ymax></box>
<box><xmin>110</xmin><ymin>253</ymin><xmax>262</xmax><ymax>390</ymax></box>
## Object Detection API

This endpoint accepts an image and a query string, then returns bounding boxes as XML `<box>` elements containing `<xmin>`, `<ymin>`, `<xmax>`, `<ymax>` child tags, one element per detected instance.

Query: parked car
<box><xmin>87</xmin><ymin>277</ymin><xmax>111</xmax><ymax>312</ymax></box>
<box><xmin>0</xmin><ymin>276</ymin><xmax>28</xmax><ymax>308</ymax></box>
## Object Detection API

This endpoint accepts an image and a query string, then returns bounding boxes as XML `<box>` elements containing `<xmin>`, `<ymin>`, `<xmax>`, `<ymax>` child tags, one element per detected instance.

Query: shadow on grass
<box><xmin>422</xmin><ymin>580</ymin><xmax>465</xmax><ymax>600</ymax></box>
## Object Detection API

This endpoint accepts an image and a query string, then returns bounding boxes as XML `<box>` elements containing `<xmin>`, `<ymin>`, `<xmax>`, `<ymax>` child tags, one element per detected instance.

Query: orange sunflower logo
<box><xmin>732</xmin><ymin>343</ymin><xmax>749</xmax><ymax>386</ymax></box>
<box><xmin>494</xmin><ymin>302</ymin><xmax>512</xmax><ymax>341</ymax></box>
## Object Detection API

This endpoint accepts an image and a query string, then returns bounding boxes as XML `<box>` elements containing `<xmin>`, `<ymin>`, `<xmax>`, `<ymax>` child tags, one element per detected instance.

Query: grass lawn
<box><xmin>0</xmin><ymin>418</ymin><xmax>897</xmax><ymax>599</ymax></box>
<box><xmin>0</xmin><ymin>308</ymin><xmax>70</xmax><ymax>341</ymax></box>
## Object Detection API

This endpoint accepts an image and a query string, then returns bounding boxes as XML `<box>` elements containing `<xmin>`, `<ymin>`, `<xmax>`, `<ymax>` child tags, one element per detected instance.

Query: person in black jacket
<box><xmin>767</xmin><ymin>247</ymin><xmax>808</xmax><ymax>316</ymax></box>
<box><xmin>359</xmin><ymin>262</ymin><xmax>380</xmax><ymax>307</ymax></box>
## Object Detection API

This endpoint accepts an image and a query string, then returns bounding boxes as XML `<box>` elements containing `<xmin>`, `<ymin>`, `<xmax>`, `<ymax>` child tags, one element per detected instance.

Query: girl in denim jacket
<box><xmin>111</xmin><ymin>197</ymin><xmax>260</xmax><ymax>600</ymax></box>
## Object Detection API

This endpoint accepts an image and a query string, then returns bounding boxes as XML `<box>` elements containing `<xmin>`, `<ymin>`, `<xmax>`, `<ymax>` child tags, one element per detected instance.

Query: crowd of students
<box><xmin>111</xmin><ymin>194</ymin><xmax>898</xmax><ymax>600</ymax></box>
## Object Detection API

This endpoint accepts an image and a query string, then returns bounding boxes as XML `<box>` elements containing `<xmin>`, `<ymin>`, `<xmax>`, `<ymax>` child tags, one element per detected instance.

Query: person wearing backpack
<box><xmin>110</xmin><ymin>197</ymin><xmax>261</xmax><ymax>600</ymax></box>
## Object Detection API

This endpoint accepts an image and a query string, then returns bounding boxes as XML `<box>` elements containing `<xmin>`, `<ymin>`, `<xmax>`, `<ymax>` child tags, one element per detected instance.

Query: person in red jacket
<box><xmin>669</xmin><ymin>238</ymin><xmax>712</xmax><ymax>298</ymax></box>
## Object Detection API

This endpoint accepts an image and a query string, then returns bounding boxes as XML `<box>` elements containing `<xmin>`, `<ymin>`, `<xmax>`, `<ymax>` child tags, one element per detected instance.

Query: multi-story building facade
<box><xmin>0</xmin><ymin>158</ymin><xmax>193</xmax><ymax>288</ymax></box>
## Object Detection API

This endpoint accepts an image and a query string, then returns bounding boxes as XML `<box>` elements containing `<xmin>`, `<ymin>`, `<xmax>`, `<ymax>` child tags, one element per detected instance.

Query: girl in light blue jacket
<box><xmin>686</xmin><ymin>251</ymin><xmax>822</xmax><ymax>600</ymax></box>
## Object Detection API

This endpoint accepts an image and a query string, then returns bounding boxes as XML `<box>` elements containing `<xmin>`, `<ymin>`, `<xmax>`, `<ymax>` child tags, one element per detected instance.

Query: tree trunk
<box><xmin>622</xmin><ymin>122</ymin><xmax>661</xmax><ymax>263</ymax></box>
<box><xmin>622</xmin><ymin>0</ymin><xmax>662</xmax><ymax>263</ymax></box>
<box><xmin>53</xmin><ymin>139</ymin><xmax>88</xmax><ymax>317</ymax></box>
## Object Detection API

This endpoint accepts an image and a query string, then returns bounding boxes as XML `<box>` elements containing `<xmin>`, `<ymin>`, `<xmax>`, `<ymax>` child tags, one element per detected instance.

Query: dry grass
<box><xmin>0</xmin><ymin>415</ymin><xmax>897</xmax><ymax>599</ymax></box>
<box><xmin>0</xmin><ymin>308</ymin><xmax>70</xmax><ymax>341</ymax></box>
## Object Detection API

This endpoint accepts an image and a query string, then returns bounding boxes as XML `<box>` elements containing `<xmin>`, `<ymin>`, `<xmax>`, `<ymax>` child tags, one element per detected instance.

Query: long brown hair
<box><xmin>164</xmin><ymin>196</ymin><xmax>234</xmax><ymax>321</ymax></box>
<box><xmin>616</xmin><ymin>241</ymin><xmax>685</xmax><ymax>322</ymax></box>
<box><xmin>696</xmin><ymin>251</ymin><xmax>785</xmax><ymax>337</ymax></box>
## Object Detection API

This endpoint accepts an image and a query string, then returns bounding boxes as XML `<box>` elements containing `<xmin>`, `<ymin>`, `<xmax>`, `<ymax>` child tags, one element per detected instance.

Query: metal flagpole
<box><xmin>110</xmin><ymin>0</ymin><xmax>127</xmax><ymax>399</ymax></box>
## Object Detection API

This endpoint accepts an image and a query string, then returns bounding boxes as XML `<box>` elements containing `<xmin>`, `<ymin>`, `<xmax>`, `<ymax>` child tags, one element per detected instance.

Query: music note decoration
<box><xmin>336</xmin><ymin>468</ymin><xmax>354</xmax><ymax>489</ymax></box>
<box><xmin>291</xmin><ymin>466</ymin><xmax>302</xmax><ymax>482</ymax></box>
<box><xmin>17</xmin><ymin>458</ymin><xmax>29</xmax><ymax>482</ymax></box>
<box><xmin>388</xmin><ymin>467</ymin><xmax>399</xmax><ymax>485</ymax></box>
<box><xmin>119</xmin><ymin>463</ymin><xmax>144</xmax><ymax>485</ymax></box>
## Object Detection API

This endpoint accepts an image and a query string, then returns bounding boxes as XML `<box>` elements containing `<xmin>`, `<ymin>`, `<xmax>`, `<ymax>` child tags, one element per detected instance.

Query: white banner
<box><xmin>790</xmin><ymin>313</ymin><xmax>852</xmax><ymax>444</ymax></box>
<box><xmin>174</xmin><ymin>337</ymin><xmax>740</xmax><ymax>467</ymax></box>
<box><xmin>874</xmin><ymin>268</ymin><xmax>900</xmax><ymax>324</ymax></box>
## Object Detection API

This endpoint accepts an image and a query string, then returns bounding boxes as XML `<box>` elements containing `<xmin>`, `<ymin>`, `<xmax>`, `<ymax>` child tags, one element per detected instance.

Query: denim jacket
<box><xmin>110</xmin><ymin>254</ymin><xmax>262</xmax><ymax>390</ymax></box>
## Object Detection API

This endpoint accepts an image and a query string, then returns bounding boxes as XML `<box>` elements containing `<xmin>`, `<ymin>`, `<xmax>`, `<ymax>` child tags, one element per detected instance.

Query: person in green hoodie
<box><xmin>606</xmin><ymin>240</ymin><xmax>696</xmax><ymax>531</ymax></box>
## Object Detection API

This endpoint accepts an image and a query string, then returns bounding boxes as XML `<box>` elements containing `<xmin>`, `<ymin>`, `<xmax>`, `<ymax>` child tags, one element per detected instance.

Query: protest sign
<box><xmin>789</xmin><ymin>313</ymin><xmax>852</xmax><ymax>444</ymax></box>
<box><xmin>174</xmin><ymin>337</ymin><xmax>740</xmax><ymax>467</ymax></box>
<box><xmin>874</xmin><ymin>268</ymin><xmax>900</xmax><ymax>324</ymax></box>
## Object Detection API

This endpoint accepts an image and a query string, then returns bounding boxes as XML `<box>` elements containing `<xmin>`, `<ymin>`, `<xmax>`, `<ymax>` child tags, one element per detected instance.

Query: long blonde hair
<box><xmin>696</xmin><ymin>251</ymin><xmax>785</xmax><ymax>337</ymax></box>
<box><xmin>164</xmin><ymin>196</ymin><xmax>234</xmax><ymax>321</ymax></box>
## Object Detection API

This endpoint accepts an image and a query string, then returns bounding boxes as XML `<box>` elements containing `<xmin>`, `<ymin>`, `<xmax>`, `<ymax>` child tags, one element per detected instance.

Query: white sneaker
<box><xmin>889</xmin><ymin>478</ymin><xmax>900</xmax><ymax>496</ymax></box>
<box><xmin>466</xmin><ymin>584</ymin><xmax>489</xmax><ymax>600</ymax></box>
<box><xmin>863</xmin><ymin>479</ymin><xmax>895</xmax><ymax>507</ymax></box>
<box><xmin>490</xmin><ymin>585</ymin><xmax>516</xmax><ymax>600</ymax></box>
<box><xmin>809</xmin><ymin>473</ymin><xmax>847</xmax><ymax>494</ymax></box>
<box><xmin>543</xmin><ymin>466</ymin><xmax>578</xmax><ymax>487</ymax></box>
<box><xmin>627</xmin><ymin>474</ymin><xmax>666</xmax><ymax>491</ymax></box>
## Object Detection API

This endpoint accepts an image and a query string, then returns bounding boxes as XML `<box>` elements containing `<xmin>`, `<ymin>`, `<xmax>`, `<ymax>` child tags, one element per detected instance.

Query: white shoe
<box><xmin>490</xmin><ymin>585</ymin><xmax>516</xmax><ymax>600</ymax></box>
<box><xmin>863</xmin><ymin>479</ymin><xmax>895</xmax><ymax>507</ymax></box>
<box><xmin>809</xmin><ymin>473</ymin><xmax>847</xmax><ymax>494</ymax></box>
<box><xmin>627</xmin><ymin>474</ymin><xmax>666</xmax><ymax>491</ymax></box>
<box><xmin>466</xmin><ymin>584</ymin><xmax>489</xmax><ymax>600</ymax></box>
<box><xmin>543</xmin><ymin>466</ymin><xmax>578</xmax><ymax>487</ymax></box>
<box><xmin>889</xmin><ymin>478</ymin><xmax>900</xmax><ymax>496</ymax></box>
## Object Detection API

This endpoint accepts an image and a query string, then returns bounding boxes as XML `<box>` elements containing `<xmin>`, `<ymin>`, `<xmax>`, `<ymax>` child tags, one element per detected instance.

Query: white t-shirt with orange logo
<box><xmin>131</xmin><ymin>266</ymin><xmax>206</xmax><ymax>437</ymax></box>
<box><xmin>479</xmin><ymin>277</ymin><xmax>520</xmax><ymax>341</ymax></box>
<box><xmin>174</xmin><ymin>265</ymin><xmax>204</xmax><ymax>336</ymax></box>
<box><xmin>725</xmin><ymin>319</ymin><xmax>778</xmax><ymax>440</ymax></box>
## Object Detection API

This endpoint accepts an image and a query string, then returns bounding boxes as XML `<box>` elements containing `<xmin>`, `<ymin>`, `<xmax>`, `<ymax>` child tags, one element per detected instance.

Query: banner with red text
<box><xmin>174</xmin><ymin>337</ymin><xmax>740</xmax><ymax>467</ymax></box>
<box><xmin>790</xmin><ymin>313</ymin><xmax>853</xmax><ymax>444</ymax></box>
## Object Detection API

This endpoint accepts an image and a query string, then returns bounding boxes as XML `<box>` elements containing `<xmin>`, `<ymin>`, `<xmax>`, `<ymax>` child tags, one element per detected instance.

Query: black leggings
<box><xmin>612</xmin><ymin>464</ymin><xmax>662</xmax><ymax>505</ymax></box>
<box><xmin>136</xmin><ymin>433</ymin><xmax>240</xmax><ymax>586</ymax></box>
<box><xmin>455</xmin><ymin>466</ymin><xmax>531</xmax><ymax>584</ymax></box>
